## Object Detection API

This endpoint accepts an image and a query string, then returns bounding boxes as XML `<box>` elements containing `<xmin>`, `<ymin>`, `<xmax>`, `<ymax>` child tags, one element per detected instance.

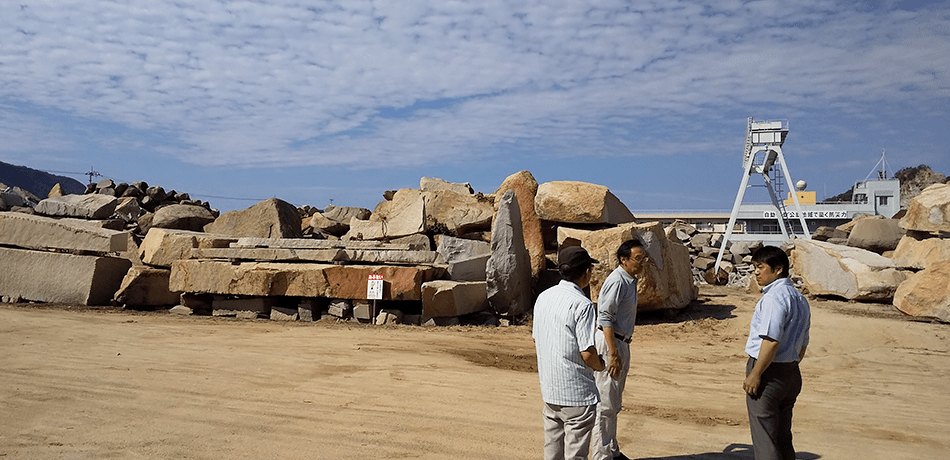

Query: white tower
<box><xmin>714</xmin><ymin>118</ymin><xmax>811</xmax><ymax>276</ymax></box>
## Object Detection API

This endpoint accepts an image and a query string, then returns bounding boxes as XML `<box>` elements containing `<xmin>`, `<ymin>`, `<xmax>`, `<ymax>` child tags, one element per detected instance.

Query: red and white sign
<box><xmin>367</xmin><ymin>274</ymin><xmax>383</xmax><ymax>300</ymax></box>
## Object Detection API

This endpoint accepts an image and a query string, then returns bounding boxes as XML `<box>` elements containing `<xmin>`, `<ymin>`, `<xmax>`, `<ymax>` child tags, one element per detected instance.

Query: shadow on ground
<box><xmin>638</xmin><ymin>285</ymin><xmax>748</xmax><ymax>325</ymax></box>
<box><xmin>636</xmin><ymin>443</ymin><xmax>820</xmax><ymax>460</ymax></box>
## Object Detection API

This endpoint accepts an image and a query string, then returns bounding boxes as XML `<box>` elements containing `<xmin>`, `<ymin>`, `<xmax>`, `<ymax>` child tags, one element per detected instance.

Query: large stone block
<box><xmin>422</xmin><ymin>280</ymin><xmax>488</xmax><ymax>318</ymax></box>
<box><xmin>204</xmin><ymin>198</ymin><xmax>302</xmax><ymax>238</ymax></box>
<box><xmin>139</xmin><ymin>228</ymin><xmax>237</xmax><ymax>268</ymax></box>
<box><xmin>558</xmin><ymin>222</ymin><xmax>697</xmax><ymax>311</ymax></box>
<box><xmin>0</xmin><ymin>246</ymin><xmax>131</xmax><ymax>305</ymax></box>
<box><xmin>486</xmin><ymin>190</ymin><xmax>532</xmax><ymax>316</ymax></box>
<box><xmin>169</xmin><ymin>260</ymin><xmax>441</xmax><ymax>300</ymax></box>
<box><xmin>152</xmin><ymin>204</ymin><xmax>216</xmax><ymax>232</ymax></box>
<box><xmin>0</xmin><ymin>212</ymin><xmax>128</xmax><ymax>254</ymax></box>
<box><xmin>791</xmin><ymin>239</ymin><xmax>907</xmax><ymax>302</ymax></box>
<box><xmin>893</xmin><ymin>260</ymin><xmax>950</xmax><ymax>322</ymax></box>
<box><xmin>113</xmin><ymin>266</ymin><xmax>182</xmax><ymax>307</ymax></box>
<box><xmin>535</xmin><ymin>181</ymin><xmax>634</xmax><ymax>225</ymax></box>
<box><xmin>899</xmin><ymin>183</ymin><xmax>950</xmax><ymax>233</ymax></box>
<box><xmin>846</xmin><ymin>218</ymin><xmax>904</xmax><ymax>253</ymax></box>
<box><xmin>891</xmin><ymin>234</ymin><xmax>950</xmax><ymax>270</ymax></box>
<box><xmin>346</xmin><ymin>190</ymin><xmax>425</xmax><ymax>240</ymax></box>
<box><xmin>34</xmin><ymin>194</ymin><xmax>117</xmax><ymax>219</ymax></box>
<box><xmin>494</xmin><ymin>170</ymin><xmax>546</xmax><ymax>280</ymax></box>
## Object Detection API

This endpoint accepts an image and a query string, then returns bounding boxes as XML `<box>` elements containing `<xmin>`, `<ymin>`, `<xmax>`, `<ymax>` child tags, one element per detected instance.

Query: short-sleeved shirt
<box><xmin>597</xmin><ymin>266</ymin><xmax>638</xmax><ymax>338</ymax></box>
<box><xmin>745</xmin><ymin>277</ymin><xmax>811</xmax><ymax>363</ymax></box>
<box><xmin>533</xmin><ymin>280</ymin><xmax>600</xmax><ymax>406</ymax></box>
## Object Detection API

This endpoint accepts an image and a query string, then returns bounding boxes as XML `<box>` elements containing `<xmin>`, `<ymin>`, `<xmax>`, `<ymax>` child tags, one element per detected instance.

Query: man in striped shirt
<box><xmin>533</xmin><ymin>246</ymin><xmax>606</xmax><ymax>460</ymax></box>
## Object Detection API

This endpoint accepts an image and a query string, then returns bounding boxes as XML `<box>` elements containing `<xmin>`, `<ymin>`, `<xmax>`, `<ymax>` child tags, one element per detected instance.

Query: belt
<box><xmin>598</xmin><ymin>326</ymin><xmax>632</xmax><ymax>344</ymax></box>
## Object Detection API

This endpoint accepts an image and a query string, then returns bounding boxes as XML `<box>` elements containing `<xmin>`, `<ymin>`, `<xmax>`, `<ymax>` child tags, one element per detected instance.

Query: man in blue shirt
<box><xmin>592</xmin><ymin>239</ymin><xmax>647</xmax><ymax>460</ymax></box>
<box><xmin>534</xmin><ymin>246</ymin><xmax>606</xmax><ymax>460</ymax></box>
<box><xmin>743</xmin><ymin>246</ymin><xmax>811</xmax><ymax>460</ymax></box>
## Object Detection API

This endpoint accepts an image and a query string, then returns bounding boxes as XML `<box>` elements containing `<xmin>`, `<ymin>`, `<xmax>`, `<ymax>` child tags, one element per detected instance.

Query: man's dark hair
<box><xmin>559</xmin><ymin>261</ymin><xmax>593</xmax><ymax>282</ymax></box>
<box><xmin>751</xmin><ymin>245</ymin><xmax>790</xmax><ymax>278</ymax></box>
<box><xmin>616</xmin><ymin>238</ymin><xmax>643</xmax><ymax>263</ymax></box>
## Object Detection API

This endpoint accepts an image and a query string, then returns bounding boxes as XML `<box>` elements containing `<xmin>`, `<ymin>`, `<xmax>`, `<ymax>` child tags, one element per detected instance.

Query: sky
<box><xmin>1</xmin><ymin>0</ymin><xmax>948</xmax><ymax>213</ymax></box>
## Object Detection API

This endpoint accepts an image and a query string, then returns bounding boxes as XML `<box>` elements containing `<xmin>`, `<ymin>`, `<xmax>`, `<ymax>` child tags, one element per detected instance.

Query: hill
<box><xmin>0</xmin><ymin>161</ymin><xmax>87</xmax><ymax>198</ymax></box>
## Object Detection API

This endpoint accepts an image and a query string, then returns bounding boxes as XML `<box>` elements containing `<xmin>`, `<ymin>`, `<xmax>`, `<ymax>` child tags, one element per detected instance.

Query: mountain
<box><xmin>0</xmin><ymin>161</ymin><xmax>88</xmax><ymax>199</ymax></box>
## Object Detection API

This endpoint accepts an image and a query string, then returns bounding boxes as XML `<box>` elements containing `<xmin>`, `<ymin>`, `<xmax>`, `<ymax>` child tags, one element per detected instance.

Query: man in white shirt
<box><xmin>534</xmin><ymin>246</ymin><xmax>606</xmax><ymax>460</ymax></box>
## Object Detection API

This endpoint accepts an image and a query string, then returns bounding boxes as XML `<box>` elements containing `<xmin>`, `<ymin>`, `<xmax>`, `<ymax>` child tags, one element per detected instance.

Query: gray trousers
<box><xmin>543</xmin><ymin>402</ymin><xmax>597</xmax><ymax>460</ymax></box>
<box><xmin>592</xmin><ymin>330</ymin><xmax>631</xmax><ymax>460</ymax></box>
<box><xmin>746</xmin><ymin>357</ymin><xmax>802</xmax><ymax>460</ymax></box>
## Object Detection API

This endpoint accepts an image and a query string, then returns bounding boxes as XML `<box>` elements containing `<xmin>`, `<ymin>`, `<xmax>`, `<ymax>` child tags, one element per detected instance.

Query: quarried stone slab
<box><xmin>791</xmin><ymin>239</ymin><xmax>907</xmax><ymax>302</ymax></box>
<box><xmin>422</xmin><ymin>280</ymin><xmax>488</xmax><ymax>319</ymax></box>
<box><xmin>140</xmin><ymin>228</ymin><xmax>237</xmax><ymax>268</ymax></box>
<box><xmin>0</xmin><ymin>212</ymin><xmax>128</xmax><ymax>254</ymax></box>
<box><xmin>34</xmin><ymin>194</ymin><xmax>117</xmax><ymax>219</ymax></box>
<box><xmin>169</xmin><ymin>260</ymin><xmax>442</xmax><ymax>300</ymax></box>
<box><xmin>0</xmin><ymin>246</ymin><xmax>131</xmax><ymax>305</ymax></box>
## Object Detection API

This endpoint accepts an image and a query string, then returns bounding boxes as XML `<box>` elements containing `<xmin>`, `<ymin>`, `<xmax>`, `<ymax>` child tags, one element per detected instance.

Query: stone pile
<box><xmin>1</xmin><ymin>171</ymin><xmax>702</xmax><ymax>328</ymax></box>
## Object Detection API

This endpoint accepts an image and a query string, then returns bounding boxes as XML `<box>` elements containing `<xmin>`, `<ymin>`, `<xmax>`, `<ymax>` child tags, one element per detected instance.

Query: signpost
<box><xmin>367</xmin><ymin>274</ymin><xmax>383</xmax><ymax>324</ymax></box>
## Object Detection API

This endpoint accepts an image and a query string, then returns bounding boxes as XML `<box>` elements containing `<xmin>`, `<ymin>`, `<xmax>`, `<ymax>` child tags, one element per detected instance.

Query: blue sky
<box><xmin>1</xmin><ymin>0</ymin><xmax>948</xmax><ymax>213</ymax></box>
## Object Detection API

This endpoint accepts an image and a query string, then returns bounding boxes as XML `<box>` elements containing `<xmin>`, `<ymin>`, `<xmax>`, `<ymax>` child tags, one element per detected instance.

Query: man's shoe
<box><xmin>613</xmin><ymin>454</ymin><xmax>630</xmax><ymax>460</ymax></box>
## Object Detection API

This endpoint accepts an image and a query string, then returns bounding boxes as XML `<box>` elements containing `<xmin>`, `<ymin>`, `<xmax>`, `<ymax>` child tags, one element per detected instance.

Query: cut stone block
<box><xmin>188</xmin><ymin>247</ymin><xmax>440</xmax><ymax>265</ymax></box>
<box><xmin>422</xmin><ymin>280</ymin><xmax>488</xmax><ymax>319</ymax></box>
<box><xmin>34</xmin><ymin>194</ymin><xmax>117</xmax><ymax>219</ymax></box>
<box><xmin>113</xmin><ymin>266</ymin><xmax>181</xmax><ymax>307</ymax></box>
<box><xmin>0</xmin><ymin>246</ymin><xmax>132</xmax><ymax>305</ymax></box>
<box><xmin>140</xmin><ymin>228</ymin><xmax>237</xmax><ymax>268</ymax></box>
<box><xmin>270</xmin><ymin>306</ymin><xmax>299</xmax><ymax>321</ymax></box>
<box><xmin>448</xmin><ymin>254</ymin><xmax>489</xmax><ymax>281</ymax></box>
<box><xmin>170</xmin><ymin>261</ymin><xmax>442</xmax><ymax>300</ymax></box>
<box><xmin>0</xmin><ymin>212</ymin><xmax>128</xmax><ymax>254</ymax></box>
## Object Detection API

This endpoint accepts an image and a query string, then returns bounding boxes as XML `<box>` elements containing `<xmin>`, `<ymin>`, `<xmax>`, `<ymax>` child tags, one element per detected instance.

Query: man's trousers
<box><xmin>746</xmin><ymin>357</ymin><xmax>802</xmax><ymax>460</ymax></box>
<box><xmin>592</xmin><ymin>330</ymin><xmax>631</xmax><ymax>460</ymax></box>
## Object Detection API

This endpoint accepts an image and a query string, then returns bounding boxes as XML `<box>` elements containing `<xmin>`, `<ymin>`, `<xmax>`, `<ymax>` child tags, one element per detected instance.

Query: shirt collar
<box><xmin>762</xmin><ymin>277</ymin><xmax>792</xmax><ymax>293</ymax></box>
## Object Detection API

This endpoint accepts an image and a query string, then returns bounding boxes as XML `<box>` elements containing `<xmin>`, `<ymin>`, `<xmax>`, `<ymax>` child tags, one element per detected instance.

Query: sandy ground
<box><xmin>1</xmin><ymin>285</ymin><xmax>948</xmax><ymax>460</ymax></box>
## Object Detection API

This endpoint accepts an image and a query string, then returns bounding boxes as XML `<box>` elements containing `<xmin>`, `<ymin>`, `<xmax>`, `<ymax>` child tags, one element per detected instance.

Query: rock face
<box><xmin>0</xmin><ymin>246</ymin><xmax>131</xmax><ymax>305</ymax></box>
<box><xmin>846</xmin><ymin>218</ymin><xmax>904</xmax><ymax>253</ymax></box>
<box><xmin>891</xmin><ymin>234</ymin><xmax>950</xmax><ymax>269</ymax></box>
<box><xmin>204</xmin><ymin>198</ymin><xmax>302</xmax><ymax>238</ymax></box>
<box><xmin>34</xmin><ymin>194</ymin><xmax>118</xmax><ymax>219</ymax></box>
<box><xmin>791</xmin><ymin>239</ymin><xmax>906</xmax><ymax>302</ymax></box>
<box><xmin>899</xmin><ymin>183</ymin><xmax>950</xmax><ymax>233</ymax></box>
<box><xmin>152</xmin><ymin>204</ymin><xmax>217</xmax><ymax>232</ymax></box>
<box><xmin>486</xmin><ymin>190</ymin><xmax>532</xmax><ymax>316</ymax></box>
<box><xmin>494</xmin><ymin>170</ymin><xmax>546</xmax><ymax>280</ymax></box>
<box><xmin>558</xmin><ymin>222</ymin><xmax>697</xmax><ymax>311</ymax></box>
<box><xmin>0</xmin><ymin>212</ymin><xmax>128</xmax><ymax>254</ymax></box>
<box><xmin>535</xmin><ymin>181</ymin><xmax>634</xmax><ymax>225</ymax></box>
<box><xmin>893</xmin><ymin>260</ymin><xmax>950</xmax><ymax>322</ymax></box>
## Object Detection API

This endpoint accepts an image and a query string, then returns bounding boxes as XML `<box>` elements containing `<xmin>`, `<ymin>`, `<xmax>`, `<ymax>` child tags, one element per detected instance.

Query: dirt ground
<box><xmin>1</xmin><ymin>285</ymin><xmax>947</xmax><ymax>460</ymax></box>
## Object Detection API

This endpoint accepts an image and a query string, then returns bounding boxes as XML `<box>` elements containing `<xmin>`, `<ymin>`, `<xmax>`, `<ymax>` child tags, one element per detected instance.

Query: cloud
<box><xmin>1</xmin><ymin>0</ymin><xmax>947</xmax><ymax>173</ymax></box>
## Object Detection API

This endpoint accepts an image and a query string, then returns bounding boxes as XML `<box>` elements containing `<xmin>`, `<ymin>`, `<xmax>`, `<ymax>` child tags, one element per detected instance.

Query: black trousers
<box><xmin>746</xmin><ymin>357</ymin><xmax>802</xmax><ymax>460</ymax></box>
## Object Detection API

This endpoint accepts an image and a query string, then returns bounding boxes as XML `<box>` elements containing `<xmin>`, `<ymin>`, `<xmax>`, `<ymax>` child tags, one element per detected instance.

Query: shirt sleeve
<box><xmin>597</xmin><ymin>277</ymin><xmax>621</xmax><ymax>328</ymax></box>
<box><xmin>575</xmin><ymin>301</ymin><xmax>598</xmax><ymax>351</ymax></box>
<box><xmin>754</xmin><ymin>293</ymin><xmax>789</xmax><ymax>343</ymax></box>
